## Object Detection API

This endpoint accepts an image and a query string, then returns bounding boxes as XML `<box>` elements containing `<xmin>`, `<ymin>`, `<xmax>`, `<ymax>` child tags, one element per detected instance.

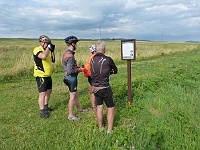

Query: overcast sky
<box><xmin>0</xmin><ymin>0</ymin><xmax>200</xmax><ymax>41</ymax></box>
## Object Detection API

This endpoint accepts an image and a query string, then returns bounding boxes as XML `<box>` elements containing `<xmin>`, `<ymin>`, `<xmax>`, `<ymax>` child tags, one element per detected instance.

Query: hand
<box><xmin>78</xmin><ymin>67</ymin><xmax>84</xmax><ymax>72</ymax></box>
<box><xmin>110</xmin><ymin>69</ymin><xmax>114</xmax><ymax>74</ymax></box>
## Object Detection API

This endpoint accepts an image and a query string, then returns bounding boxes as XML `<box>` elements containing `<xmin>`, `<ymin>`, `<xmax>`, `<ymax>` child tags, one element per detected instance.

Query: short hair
<box><xmin>95</xmin><ymin>40</ymin><xmax>106</xmax><ymax>52</ymax></box>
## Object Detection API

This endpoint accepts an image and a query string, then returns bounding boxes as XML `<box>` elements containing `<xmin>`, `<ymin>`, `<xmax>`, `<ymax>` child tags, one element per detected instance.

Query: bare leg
<box><xmin>38</xmin><ymin>92</ymin><xmax>46</xmax><ymax>110</ymax></box>
<box><xmin>90</xmin><ymin>93</ymin><xmax>96</xmax><ymax>107</ymax></box>
<box><xmin>44</xmin><ymin>89</ymin><xmax>52</xmax><ymax>105</ymax></box>
<box><xmin>107</xmin><ymin>106</ymin><xmax>115</xmax><ymax>132</ymax></box>
<box><xmin>74</xmin><ymin>92</ymin><xmax>82</xmax><ymax>110</ymax></box>
<box><xmin>96</xmin><ymin>104</ymin><xmax>104</xmax><ymax>129</ymax></box>
<box><xmin>68</xmin><ymin>92</ymin><xmax>76</xmax><ymax>117</ymax></box>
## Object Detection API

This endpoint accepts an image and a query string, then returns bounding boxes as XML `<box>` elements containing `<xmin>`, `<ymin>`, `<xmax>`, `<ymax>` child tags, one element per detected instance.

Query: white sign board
<box><xmin>121</xmin><ymin>39</ymin><xmax>136</xmax><ymax>60</ymax></box>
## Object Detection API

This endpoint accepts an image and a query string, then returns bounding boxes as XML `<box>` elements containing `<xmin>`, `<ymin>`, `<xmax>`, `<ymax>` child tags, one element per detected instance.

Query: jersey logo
<box><xmin>62</xmin><ymin>53</ymin><xmax>73</xmax><ymax>60</ymax></box>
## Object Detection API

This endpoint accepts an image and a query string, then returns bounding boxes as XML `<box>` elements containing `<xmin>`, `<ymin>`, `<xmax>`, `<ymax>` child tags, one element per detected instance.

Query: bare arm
<box><xmin>51</xmin><ymin>52</ymin><xmax>55</xmax><ymax>63</ymax></box>
<box><xmin>38</xmin><ymin>48</ymin><xmax>50</xmax><ymax>59</ymax></box>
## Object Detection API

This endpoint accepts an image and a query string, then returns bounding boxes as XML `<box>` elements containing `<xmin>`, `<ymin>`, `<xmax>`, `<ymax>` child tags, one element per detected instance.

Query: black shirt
<box><xmin>90</xmin><ymin>53</ymin><xmax>118</xmax><ymax>87</ymax></box>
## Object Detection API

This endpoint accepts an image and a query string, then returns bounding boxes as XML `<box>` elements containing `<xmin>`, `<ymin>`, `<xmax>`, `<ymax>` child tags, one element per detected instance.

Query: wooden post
<box><xmin>127</xmin><ymin>60</ymin><xmax>132</xmax><ymax>105</ymax></box>
<box><xmin>121</xmin><ymin>39</ymin><xmax>136</xmax><ymax>106</ymax></box>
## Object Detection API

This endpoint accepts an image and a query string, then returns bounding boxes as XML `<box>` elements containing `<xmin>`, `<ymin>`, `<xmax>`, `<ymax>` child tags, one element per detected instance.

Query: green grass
<box><xmin>0</xmin><ymin>39</ymin><xmax>200</xmax><ymax>149</ymax></box>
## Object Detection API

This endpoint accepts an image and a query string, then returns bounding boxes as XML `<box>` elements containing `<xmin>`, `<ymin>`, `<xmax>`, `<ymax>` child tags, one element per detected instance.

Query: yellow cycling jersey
<box><xmin>33</xmin><ymin>46</ymin><xmax>52</xmax><ymax>77</ymax></box>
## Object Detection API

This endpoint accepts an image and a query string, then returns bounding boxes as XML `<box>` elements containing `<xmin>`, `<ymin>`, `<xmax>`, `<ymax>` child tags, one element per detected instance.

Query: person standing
<box><xmin>90</xmin><ymin>40</ymin><xmax>118</xmax><ymax>135</ymax></box>
<box><xmin>84</xmin><ymin>45</ymin><xmax>97</xmax><ymax>110</ymax></box>
<box><xmin>33</xmin><ymin>35</ymin><xmax>55</xmax><ymax>118</ymax></box>
<box><xmin>62</xmin><ymin>36</ymin><xmax>88</xmax><ymax>121</ymax></box>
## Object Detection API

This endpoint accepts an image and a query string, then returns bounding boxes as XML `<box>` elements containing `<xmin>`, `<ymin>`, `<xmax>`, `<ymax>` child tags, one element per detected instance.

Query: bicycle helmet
<box><xmin>39</xmin><ymin>35</ymin><xmax>51</xmax><ymax>43</ymax></box>
<box><xmin>64</xmin><ymin>36</ymin><xmax>79</xmax><ymax>44</ymax></box>
<box><xmin>89</xmin><ymin>45</ymin><xmax>96</xmax><ymax>53</ymax></box>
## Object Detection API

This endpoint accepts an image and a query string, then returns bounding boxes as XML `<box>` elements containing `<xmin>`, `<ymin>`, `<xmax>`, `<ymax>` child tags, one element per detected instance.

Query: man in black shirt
<box><xmin>90</xmin><ymin>40</ymin><xmax>118</xmax><ymax>135</ymax></box>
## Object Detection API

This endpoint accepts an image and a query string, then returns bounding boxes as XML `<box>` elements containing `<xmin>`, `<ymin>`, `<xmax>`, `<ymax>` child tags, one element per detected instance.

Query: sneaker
<box><xmin>99</xmin><ymin>127</ymin><xmax>104</xmax><ymax>132</ymax></box>
<box><xmin>92</xmin><ymin>106</ymin><xmax>97</xmax><ymax>111</ymax></box>
<box><xmin>40</xmin><ymin>113</ymin><xmax>51</xmax><ymax>119</ymax></box>
<box><xmin>68</xmin><ymin>116</ymin><xmax>82</xmax><ymax>121</ymax></box>
<box><xmin>106</xmin><ymin>131</ymin><xmax>112</xmax><ymax>136</ymax></box>
<box><xmin>77</xmin><ymin>109</ymin><xmax>88</xmax><ymax>113</ymax></box>
<box><xmin>45</xmin><ymin>107</ymin><xmax>53</xmax><ymax>112</ymax></box>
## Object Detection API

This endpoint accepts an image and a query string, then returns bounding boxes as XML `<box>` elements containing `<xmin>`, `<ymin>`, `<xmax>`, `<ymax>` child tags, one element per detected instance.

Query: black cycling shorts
<box><xmin>36</xmin><ymin>77</ymin><xmax>52</xmax><ymax>93</ymax></box>
<box><xmin>94</xmin><ymin>86</ymin><xmax>115</xmax><ymax>108</ymax></box>
<box><xmin>63</xmin><ymin>76</ymin><xmax>77</xmax><ymax>92</ymax></box>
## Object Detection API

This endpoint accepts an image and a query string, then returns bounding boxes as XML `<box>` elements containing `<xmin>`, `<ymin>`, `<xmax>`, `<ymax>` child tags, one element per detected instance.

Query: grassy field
<box><xmin>0</xmin><ymin>39</ymin><xmax>200</xmax><ymax>150</ymax></box>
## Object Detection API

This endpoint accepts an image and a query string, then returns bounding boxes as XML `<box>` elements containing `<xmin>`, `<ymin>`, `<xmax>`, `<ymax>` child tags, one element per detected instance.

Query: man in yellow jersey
<box><xmin>33</xmin><ymin>35</ymin><xmax>55</xmax><ymax>118</ymax></box>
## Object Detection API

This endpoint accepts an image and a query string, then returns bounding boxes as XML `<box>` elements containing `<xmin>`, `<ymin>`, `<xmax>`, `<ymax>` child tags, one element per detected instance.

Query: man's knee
<box><xmin>38</xmin><ymin>92</ymin><xmax>46</xmax><ymax>100</ymax></box>
<box><xmin>97</xmin><ymin>105</ymin><xmax>104</xmax><ymax>111</ymax></box>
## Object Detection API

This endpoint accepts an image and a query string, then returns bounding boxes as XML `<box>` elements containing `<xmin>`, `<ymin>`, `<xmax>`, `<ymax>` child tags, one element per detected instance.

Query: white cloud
<box><xmin>182</xmin><ymin>17</ymin><xmax>200</xmax><ymax>27</ymax></box>
<box><xmin>0</xmin><ymin>0</ymin><xmax>200</xmax><ymax>41</ymax></box>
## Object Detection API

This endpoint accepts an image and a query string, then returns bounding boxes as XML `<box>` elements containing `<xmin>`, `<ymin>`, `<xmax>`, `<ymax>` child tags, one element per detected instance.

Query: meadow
<box><xmin>0</xmin><ymin>39</ymin><xmax>200</xmax><ymax>150</ymax></box>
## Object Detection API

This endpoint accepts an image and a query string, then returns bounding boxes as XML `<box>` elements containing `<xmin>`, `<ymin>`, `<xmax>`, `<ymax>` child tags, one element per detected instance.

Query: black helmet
<box><xmin>64</xmin><ymin>36</ymin><xmax>79</xmax><ymax>44</ymax></box>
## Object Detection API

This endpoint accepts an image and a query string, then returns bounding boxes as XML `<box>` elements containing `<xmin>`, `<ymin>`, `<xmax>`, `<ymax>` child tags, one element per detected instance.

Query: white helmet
<box><xmin>89</xmin><ymin>45</ymin><xmax>96</xmax><ymax>53</ymax></box>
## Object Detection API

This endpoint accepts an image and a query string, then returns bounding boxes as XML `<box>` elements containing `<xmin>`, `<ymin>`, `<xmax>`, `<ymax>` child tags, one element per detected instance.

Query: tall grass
<box><xmin>0</xmin><ymin>39</ymin><xmax>198</xmax><ymax>80</ymax></box>
<box><xmin>136</xmin><ymin>42</ymin><xmax>198</xmax><ymax>58</ymax></box>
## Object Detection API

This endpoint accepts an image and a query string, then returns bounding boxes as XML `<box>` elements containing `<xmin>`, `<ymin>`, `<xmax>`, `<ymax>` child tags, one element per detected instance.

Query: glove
<box><xmin>48</xmin><ymin>43</ymin><xmax>55</xmax><ymax>52</ymax></box>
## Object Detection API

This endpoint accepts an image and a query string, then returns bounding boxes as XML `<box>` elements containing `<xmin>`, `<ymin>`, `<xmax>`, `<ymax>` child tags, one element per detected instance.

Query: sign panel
<box><xmin>121</xmin><ymin>39</ymin><xmax>136</xmax><ymax>60</ymax></box>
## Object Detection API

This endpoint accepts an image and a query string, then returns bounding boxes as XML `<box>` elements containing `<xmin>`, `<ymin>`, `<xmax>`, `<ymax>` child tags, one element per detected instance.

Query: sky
<box><xmin>0</xmin><ymin>0</ymin><xmax>200</xmax><ymax>41</ymax></box>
